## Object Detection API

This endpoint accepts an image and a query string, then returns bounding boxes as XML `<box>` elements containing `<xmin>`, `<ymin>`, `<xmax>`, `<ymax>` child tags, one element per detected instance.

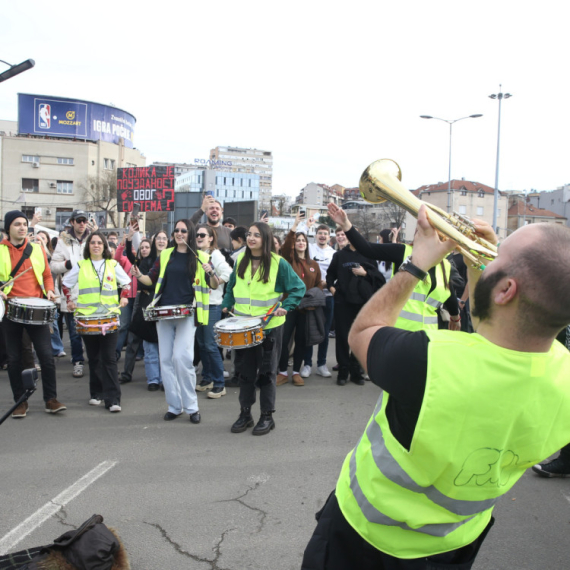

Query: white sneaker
<box><xmin>109</xmin><ymin>404</ymin><xmax>122</xmax><ymax>413</ymax></box>
<box><xmin>88</xmin><ymin>398</ymin><xmax>102</xmax><ymax>406</ymax></box>
<box><xmin>73</xmin><ymin>361</ymin><xmax>84</xmax><ymax>378</ymax></box>
<box><xmin>57</xmin><ymin>351</ymin><xmax>67</xmax><ymax>357</ymax></box>
<box><xmin>223</xmin><ymin>370</ymin><xmax>229</xmax><ymax>378</ymax></box>
<box><xmin>316</xmin><ymin>365</ymin><xmax>332</xmax><ymax>378</ymax></box>
<box><xmin>300</xmin><ymin>365</ymin><xmax>311</xmax><ymax>378</ymax></box>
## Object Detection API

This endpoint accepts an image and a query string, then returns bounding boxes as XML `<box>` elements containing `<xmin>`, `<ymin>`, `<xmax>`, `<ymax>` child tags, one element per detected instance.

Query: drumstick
<box><xmin>183</xmin><ymin>240</ymin><xmax>219</xmax><ymax>279</ymax></box>
<box><xmin>0</xmin><ymin>266</ymin><xmax>33</xmax><ymax>290</ymax></box>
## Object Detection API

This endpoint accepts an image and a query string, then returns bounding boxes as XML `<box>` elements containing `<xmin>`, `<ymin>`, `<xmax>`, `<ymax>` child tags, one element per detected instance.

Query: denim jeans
<box><xmin>116</xmin><ymin>297</ymin><xmax>135</xmax><ymax>358</ymax></box>
<box><xmin>63</xmin><ymin>311</ymin><xmax>84</xmax><ymax>364</ymax></box>
<box><xmin>157</xmin><ymin>317</ymin><xmax>198</xmax><ymax>415</ymax></box>
<box><xmin>143</xmin><ymin>340</ymin><xmax>161</xmax><ymax>385</ymax></box>
<box><xmin>50</xmin><ymin>310</ymin><xmax>65</xmax><ymax>355</ymax></box>
<box><xmin>196</xmin><ymin>304</ymin><xmax>224</xmax><ymax>388</ymax></box>
<box><xmin>304</xmin><ymin>295</ymin><xmax>334</xmax><ymax>367</ymax></box>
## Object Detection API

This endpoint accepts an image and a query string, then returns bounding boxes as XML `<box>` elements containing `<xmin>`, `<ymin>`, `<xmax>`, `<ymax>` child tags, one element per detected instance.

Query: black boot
<box><xmin>231</xmin><ymin>407</ymin><xmax>254</xmax><ymax>433</ymax></box>
<box><xmin>252</xmin><ymin>412</ymin><xmax>275</xmax><ymax>436</ymax></box>
<box><xmin>337</xmin><ymin>367</ymin><xmax>348</xmax><ymax>386</ymax></box>
<box><xmin>349</xmin><ymin>366</ymin><xmax>365</xmax><ymax>386</ymax></box>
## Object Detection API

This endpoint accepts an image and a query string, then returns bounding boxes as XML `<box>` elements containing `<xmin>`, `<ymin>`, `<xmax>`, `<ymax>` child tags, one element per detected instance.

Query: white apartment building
<box><xmin>210</xmin><ymin>146</ymin><xmax>273</xmax><ymax>209</ymax></box>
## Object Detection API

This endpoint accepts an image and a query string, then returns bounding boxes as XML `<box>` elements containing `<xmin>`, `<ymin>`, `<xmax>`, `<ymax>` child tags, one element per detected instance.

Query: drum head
<box><xmin>217</xmin><ymin>317</ymin><xmax>262</xmax><ymax>331</ymax></box>
<box><xmin>10</xmin><ymin>297</ymin><xmax>54</xmax><ymax>307</ymax></box>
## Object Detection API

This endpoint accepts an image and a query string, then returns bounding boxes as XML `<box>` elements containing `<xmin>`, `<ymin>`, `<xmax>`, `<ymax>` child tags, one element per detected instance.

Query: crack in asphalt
<box><xmin>217</xmin><ymin>478</ymin><xmax>269</xmax><ymax>534</ymax></box>
<box><xmin>144</xmin><ymin>522</ymin><xmax>233</xmax><ymax>570</ymax></box>
<box><xmin>52</xmin><ymin>503</ymin><xmax>77</xmax><ymax>529</ymax></box>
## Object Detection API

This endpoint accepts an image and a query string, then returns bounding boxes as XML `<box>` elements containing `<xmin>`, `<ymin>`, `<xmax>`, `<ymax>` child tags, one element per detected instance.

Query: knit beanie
<box><xmin>4</xmin><ymin>210</ymin><xmax>28</xmax><ymax>233</ymax></box>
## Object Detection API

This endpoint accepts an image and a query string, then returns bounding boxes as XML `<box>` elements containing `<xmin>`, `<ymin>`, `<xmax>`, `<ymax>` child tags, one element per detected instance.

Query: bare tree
<box><xmin>145</xmin><ymin>212</ymin><xmax>168</xmax><ymax>236</ymax></box>
<box><xmin>353</xmin><ymin>207</ymin><xmax>377</xmax><ymax>241</ymax></box>
<box><xmin>383</xmin><ymin>201</ymin><xmax>406</xmax><ymax>229</ymax></box>
<box><xmin>78</xmin><ymin>171</ymin><xmax>119</xmax><ymax>228</ymax></box>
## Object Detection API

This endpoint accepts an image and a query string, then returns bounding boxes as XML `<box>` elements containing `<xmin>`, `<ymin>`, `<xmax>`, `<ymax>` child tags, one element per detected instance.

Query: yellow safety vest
<box><xmin>335</xmin><ymin>330</ymin><xmax>570</xmax><ymax>558</ymax></box>
<box><xmin>76</xmin><ymin>259</ymin><xmax>120</xmax><ymax>316</ymax></box>
<box><xmin>395</xmin><ymin>244</ymin><xmax>451</xmax><ymax>331</ymax></box>
<box><xmin>232</xmin><ymin>252</ymin><xmax>284</xmax><ymax>330</ymax></box>
<box><xmin>154</xmin><ymin>247</ymin><xmax>210</xmax><ymax>325</ymax></box>
<box><xmin>0</xmin><ymin>242</ymin><xmax>46</xmax><ymax>296</ymax></box>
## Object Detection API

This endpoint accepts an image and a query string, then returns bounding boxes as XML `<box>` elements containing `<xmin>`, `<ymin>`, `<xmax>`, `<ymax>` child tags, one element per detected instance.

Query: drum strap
<box><xmin>10</xmin><ymin>243</ymin><xmax>33</xmax><ymax>279</ymax></box>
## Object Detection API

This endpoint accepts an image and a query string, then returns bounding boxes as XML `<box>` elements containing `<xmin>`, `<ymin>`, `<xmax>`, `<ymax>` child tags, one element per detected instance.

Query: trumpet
<box><xmin>359</xmin><ymin>159</ymin><xmax>497</xmax><ymax>270</ymax></box>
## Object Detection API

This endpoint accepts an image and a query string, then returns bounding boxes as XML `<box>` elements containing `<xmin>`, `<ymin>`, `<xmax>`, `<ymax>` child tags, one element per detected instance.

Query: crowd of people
<box><xmin>1</xmin><ymin>193</ymin><xmax>569</xmax><ymax>568</ymax></box>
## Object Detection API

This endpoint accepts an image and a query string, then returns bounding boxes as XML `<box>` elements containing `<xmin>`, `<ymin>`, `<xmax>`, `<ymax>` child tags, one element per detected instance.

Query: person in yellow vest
<box><xmin>133</xmin><ymin>219</ymin><xmax>211</xmax><ymax>424</ymax></box>
<box><xmin>1</xmin><ymin>210</ymin><xmax>63</xmax><ymax>418</ymax></box>
<box><xmin>302</xmin><ymin>206</ymin><xmax>570</xmax><ymax>569</ymax></box>
<box><xmin>222</xmin><ymin>221</ymin><xmax>305</xmax><ymax>435</ymax></box>
<box><xmin>62</xmin><ymin>231</ymin><xmax>130</xmax><ymax>412</ymax></box>
<box><xmin>327</xmin><ymin>202</ymin><xmax>460</xmax><ymax>332</ymax></box>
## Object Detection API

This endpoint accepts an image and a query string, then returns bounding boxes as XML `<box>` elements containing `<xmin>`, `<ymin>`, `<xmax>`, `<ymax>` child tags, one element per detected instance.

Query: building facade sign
<box><xmin>117</xmin><ymin>166</ymin><xmax>175</xmax><ymax>212</ymax></box>
<box><xmin>193</xmin><ymin>158</ymin><xmax>232</xmax><ymax>168</ymax></box>
<box><xmin>18</xmin><ymin>93</ymin><xmax>136</xmax><ymax>148</ymax></box>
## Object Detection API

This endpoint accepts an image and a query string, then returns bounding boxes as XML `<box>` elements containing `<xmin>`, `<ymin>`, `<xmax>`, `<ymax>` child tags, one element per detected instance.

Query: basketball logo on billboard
<box><xmin>38</xmin><ymin>104</ymin><xmax>51</xmax><ymax>129</ymax></box>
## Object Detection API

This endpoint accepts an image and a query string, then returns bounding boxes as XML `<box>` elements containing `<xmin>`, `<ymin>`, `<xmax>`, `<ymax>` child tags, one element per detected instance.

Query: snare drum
<box><xmin>214</xmin><ymin>317</ymin><xmax>264</xmax><ymax>349</ymax></box>
<box><xmin>143</xmin><ymin>304</ymin><xmax>194</xmax><ymax>322</ymax></box>
<box><xmin>75</xmin><ymin>314</ymin><xmax>120</xmax><ymax>336</ymax></box>
<box><xmin>7</xmin><ymin>297</ymin><xmax>57</xmax><ymax>325</ymax></box>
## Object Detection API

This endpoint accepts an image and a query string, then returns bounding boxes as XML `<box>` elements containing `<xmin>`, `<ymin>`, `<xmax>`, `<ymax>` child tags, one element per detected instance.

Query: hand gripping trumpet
<box><xmin>359</xmin><ymin>159</ymin><xmax>497</xmax><ymax>270</ymax></box>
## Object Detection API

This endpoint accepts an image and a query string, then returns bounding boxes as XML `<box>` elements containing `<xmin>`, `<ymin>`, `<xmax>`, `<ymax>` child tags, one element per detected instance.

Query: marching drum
<box><xmin>214</xmin><ymin>317</ymin><xmax>265</xmax><ymax>349</ymax></box>
<box><xmin>6</xmin><ymin>297</ymin><xmax>57</xmax><ymax>325</ymax></box>
<box><xmin>143</xmin><ymin>304</ymin><xmax>194</xmax><ymax>322</ymax></box>
<box><xmin>75</xmin><ymin>314</ymin><xmax>120</xmax><ymax>336</ymax></box>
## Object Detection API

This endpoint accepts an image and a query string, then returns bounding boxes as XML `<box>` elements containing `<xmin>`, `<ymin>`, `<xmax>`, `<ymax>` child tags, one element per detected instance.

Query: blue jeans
<box><xmin>196</xmin><ymin>305</ymin><xmax>224</xmax><ymax>388</ymax></box>
<box><xmin>51</xmin><ymin>310</ymin><xmax>65</xmax><ymax>355</ymax></box>
<box><xmin>64</xmin><ymin>311</ymin><xmax>84</xmax><ymax>364</ymax></box>
<box><xmin>143</xmin><ymin>340</ymin><xmax>161</xmax><ymax>385</ymax></box>
<box><xmin>116</xmin><ymin>298</ymin><xmax>135</xmax><ymax>358</ymax></box>
<box><xmin>304</xmin><ymin>295</ymin><xmax>334</xmax><ymax>367</ymax></box>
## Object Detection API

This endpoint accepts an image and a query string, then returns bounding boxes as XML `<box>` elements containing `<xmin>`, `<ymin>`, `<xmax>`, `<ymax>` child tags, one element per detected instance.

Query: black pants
<box><xmin>334</xmin><ymin>301</ymin><xmax>364</xmax><ymax>375</ymax></box>
<box><xmin>278</xmin><ymin>310</ymin><xmax>307</xmax><ymax>372</ymax></box>
<box><xmin>4</xmin><ymin>319</ymin><xmax>57</xmax><ymax>403</ymax></box>
<box><xmin>302</xmin><ymin>493</ymin><xmax>494</xmax><ymax>570</ymax></box>
<box><xmin>234</xmin><ymin>325</ymin><xmax>283</xmax><ymax>413</ymax></box>
<box><xmin>82</xmin><ymin>331</ymin><xmax>121</xmax><ymax>406</ymax></box>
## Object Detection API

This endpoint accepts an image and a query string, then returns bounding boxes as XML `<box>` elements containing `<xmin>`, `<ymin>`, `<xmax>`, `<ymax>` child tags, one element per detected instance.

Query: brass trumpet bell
<box><xmin>359</xmin><ymin>159</ymin><xmax>497</xmax><ymax>270</ymax></box>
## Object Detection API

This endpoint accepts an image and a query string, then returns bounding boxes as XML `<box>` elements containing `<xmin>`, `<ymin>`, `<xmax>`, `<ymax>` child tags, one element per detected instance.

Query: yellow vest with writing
<box><xmin>76</xmin><ymin>259</ymin><xmax>120</xmax><ymax>316</ymax></box>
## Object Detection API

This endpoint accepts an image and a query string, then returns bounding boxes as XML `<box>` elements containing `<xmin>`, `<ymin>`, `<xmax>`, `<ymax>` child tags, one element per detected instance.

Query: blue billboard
<box><xmin>17</xmin><ymin>93</ymin><xmax>136</xmax><ymax>148</ymax></box>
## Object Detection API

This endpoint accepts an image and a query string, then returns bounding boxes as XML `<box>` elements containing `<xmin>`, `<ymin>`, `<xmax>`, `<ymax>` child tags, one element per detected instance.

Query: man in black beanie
<box><xmin>0</xmin><ymin>210</ymin><xmax>64</xmax><ymax>418</ymax></box>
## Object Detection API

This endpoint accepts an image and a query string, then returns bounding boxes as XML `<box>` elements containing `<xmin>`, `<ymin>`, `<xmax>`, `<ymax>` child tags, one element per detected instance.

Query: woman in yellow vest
<box><xmin>133</xmin><ymin>219</ymin><xmax>211</xmax><ymax>424</ymax></box>
<box><xmin>62</xmin><ymin>232</ymin><xmax>130</xmax><ymax>412</ymax></box>
<box><xmin>222</xmin><ymin>222</ymin><xmax>305</xmax><ymax>435</ymax></box>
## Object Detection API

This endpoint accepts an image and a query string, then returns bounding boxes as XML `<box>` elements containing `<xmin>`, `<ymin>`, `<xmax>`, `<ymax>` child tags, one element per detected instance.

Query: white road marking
<box><xmin>0</xmin><ymin>460</ymin><xmax>117</xmax><ymax>555</ymax></box>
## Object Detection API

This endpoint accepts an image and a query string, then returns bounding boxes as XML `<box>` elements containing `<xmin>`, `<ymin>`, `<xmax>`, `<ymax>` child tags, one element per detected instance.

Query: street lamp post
<box><xmin>489</xmin><ymin>85</ymin><xmax>512</xmax><ymax>234</ymax></box>
<box><xmin>420</xmin><ymin>114</ymin><xmax>483</xmax><ymax>213</ymax></box>
<box><xmin>0</xmin><ymin>59</ymin><xmax>35</xmax><ymax>83</ymax></box>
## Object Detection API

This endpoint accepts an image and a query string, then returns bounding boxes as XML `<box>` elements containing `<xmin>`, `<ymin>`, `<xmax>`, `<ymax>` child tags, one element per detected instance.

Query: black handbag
<box><xmin>128</xmin><ymin>291</ymin><xmax>158</xmax><ymax>343</ymax></box>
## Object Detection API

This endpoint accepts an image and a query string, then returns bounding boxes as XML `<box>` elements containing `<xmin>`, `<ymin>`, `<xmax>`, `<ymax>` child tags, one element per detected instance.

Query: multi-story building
<box><xmin>209</xmin><ymin>146</ymin><xmax>272</xmax><ymax>210</ymax></box>
<box><xmin>296</xmin><ymin>182</ymin><xmax>344</xmax><ymax>207</ymax></box>
<box><xmin>0</xmin><ymin>95</ymin><xmax>145</xmax><ymax>229</ymax></box>
<box><xmin>524</xmin><ymin>185</ymin><xmax>570</xmax><ymax>228</ymax></box>
<box><xmin>413</xmin><ymin>179</ymin><xmax>509</xmax><ymax>239</ymax></box>
<box><xmin>507</xmin><ymin>195</ymin><xmax>566</xmax><ymax>234</ymax></box>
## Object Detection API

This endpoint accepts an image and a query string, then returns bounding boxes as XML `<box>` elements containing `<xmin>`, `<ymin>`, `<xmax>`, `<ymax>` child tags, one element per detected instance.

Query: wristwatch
<box><xmin>398</xmin><ymin>256</ymin><xmax>428</xmax><ymax>282</ymax></box>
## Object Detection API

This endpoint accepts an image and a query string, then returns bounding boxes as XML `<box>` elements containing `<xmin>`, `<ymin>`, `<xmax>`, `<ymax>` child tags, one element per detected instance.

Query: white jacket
<box><xmin>207</xmin><ymin>249</ymin><xmax>233</xmax><ymax>305</ymax></box>
<box><xmin>50</xmin><ymin>230</ymin><xmax>89</xmax><ymax>312</ymax></box>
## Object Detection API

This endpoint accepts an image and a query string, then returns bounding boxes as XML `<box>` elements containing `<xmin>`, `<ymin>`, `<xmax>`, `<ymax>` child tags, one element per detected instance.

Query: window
<box><xmin>57</xmin><ymin>180</ymin><xmax>73</xmax><ymax>194</ymax></box>
<box><xmin>22</xmin><ymin>206</ymin><xmax>35</xmax><ymax>220</ymax></box>
<box><xmin>22</xmin><ymin>155</ymin><xmax>39</xmax><ymax>163</ymax></box>
<box><xmin>478</xmin><ymin>191</ymin><xmax>484</xmax><ymax>198</ymax></box>
<box><xmin>459</xmin><ymin>205</ymin><xmax>467</xmax><ymax>215</ymax></box>
<box><xmin>104</xmin><ymin>159</ymin><xmax>115</xmax><ymax>170</ymax></box>
<box><xmin>460</xmin><ymin>190</ymin><xmax>467</xmax><ymax>196</ymax></box>
<box><xmin>56</xmin><ymin>209</ymin><xmax>73</xmax><ymax>231</ymax></box>
<box><xmin>476</xmin><ymin>206</ymin><xmax>484</xmax><ymax>216</ymax></box>
<box><xmin>126</xmin><ymin>162</ymin><xmax>137</xmax><ymax>168</ymax></box>
<box><xmin>498</xmin><ymin>209</ymin><xmax>501</xmax><ymax>218</ymax></box>
<box><xmin>57</xmin><ymin>157</ymin><xmax>74</xmax><ymax>165</ymax></box>
<box><xmin>22</xmin><ymin>178</ymin><xmax>39</xmax><ymax>192</ymax></box>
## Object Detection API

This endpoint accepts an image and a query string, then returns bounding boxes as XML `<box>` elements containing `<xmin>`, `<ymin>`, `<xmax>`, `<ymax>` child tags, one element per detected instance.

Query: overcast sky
<box><xmin>1</xmin><ymin>1</ymin><xmax>568</xmax><ymax>198</ymax></box>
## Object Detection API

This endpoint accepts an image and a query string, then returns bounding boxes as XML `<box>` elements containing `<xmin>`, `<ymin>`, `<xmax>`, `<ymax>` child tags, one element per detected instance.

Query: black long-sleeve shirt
<box><xmin>345</xmin><ymin>227</ymin><xmax>459</xmax><ymax>316</ymax></box>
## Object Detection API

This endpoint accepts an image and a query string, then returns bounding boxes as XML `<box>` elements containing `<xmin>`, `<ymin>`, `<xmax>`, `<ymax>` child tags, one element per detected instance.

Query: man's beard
<box><xmin>472</xmin><ymin>269</ymin><xmax>507</xmax><ymax>321</ymax></box>
<box><xmin>207</xmin><ymin>215</ymin><xmax>219</xmax><ymax>226</ymax></box>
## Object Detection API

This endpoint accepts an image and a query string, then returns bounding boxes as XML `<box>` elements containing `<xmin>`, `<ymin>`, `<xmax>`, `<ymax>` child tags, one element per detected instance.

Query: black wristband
<box><xmin>398</xmin><ymin>256</ymin><xmax>428</xmax><ymax>282</ymax></box>
<box><xmin>65</xmin><ymin>259</ymin><xmax>72</xmax><ymax>270</ymax></box>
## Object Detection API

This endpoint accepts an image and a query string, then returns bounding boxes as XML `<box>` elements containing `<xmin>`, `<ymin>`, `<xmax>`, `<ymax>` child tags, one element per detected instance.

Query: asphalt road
<box><xmin>0</xmin><ymin>340</ymin><xmax>568</xmax><ymax>569</ymax></box>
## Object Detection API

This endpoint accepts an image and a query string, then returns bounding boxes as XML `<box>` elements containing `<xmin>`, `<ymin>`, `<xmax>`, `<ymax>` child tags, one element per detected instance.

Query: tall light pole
<box><xmin>0</xmin><ymin>59</ymin><xmax>35</xmax><ymax>82</ymax></box>
<box><xmin>489</xmin><ymin>85</ymin><xmax>512</xmax><ymax>234</ymax></box>
<box><xmin>420</xmin><ymin>114</ymin><xmax>483</xmax><ymax>213</ymax></box>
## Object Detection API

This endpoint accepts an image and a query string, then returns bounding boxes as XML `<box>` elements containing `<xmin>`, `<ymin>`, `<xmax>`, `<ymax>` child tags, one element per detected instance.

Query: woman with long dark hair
<box><xmin>195</xmin><ymin>224</ymin><xmax>233</xmax><ymax>398</ymax></box>
<box><xmin>134</xmin><ymin>219</ymin><xmax>211</xmax><ymax>424</ymax></box>
<box><xmin>62</xmin><ymin>231</ymin><xmax>131</xmax><ymax>412</ymax></box>
<box><xmin>276</xmin><ymin>211</ymin><xmax>323</xmax><ymax>386</ymax></box>
<box><xmin>222</xmin><ymin>222</ymin><xmax>305</xmax><ymax>435</ymax></box>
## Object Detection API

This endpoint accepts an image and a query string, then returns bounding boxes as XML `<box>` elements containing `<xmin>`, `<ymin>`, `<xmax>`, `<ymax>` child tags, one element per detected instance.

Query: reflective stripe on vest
<box><xmin>0</xmin><ymin>243</ymin><xmax>46</xmax><ymax>296</ymax></box>
<box><xmin>232</xmin><ymin>252</ymin><xmax>285</xmax><ymax>330</ymax></box>
<box><xmin>154</xmin><ymin>247</ymin><xmax>210</xmax><ymax>325</ymax></box>
<box><xmin>396</xmin><ymin>244</ymin><xmax>450</xmax><ymax>331</ymax></box>
<box><xmin>76</xmin><ymin>259</ymin><xmax>120</xmax><ymax>316</ymax></box>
